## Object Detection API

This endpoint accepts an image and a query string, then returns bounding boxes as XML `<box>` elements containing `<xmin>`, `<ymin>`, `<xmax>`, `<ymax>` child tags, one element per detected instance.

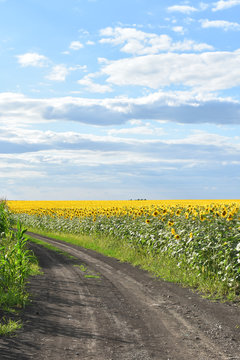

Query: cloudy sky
<box><xmin>1</xmin><ymin>0</ymin><xmax>240</xmax><ymax>200</ymax></box>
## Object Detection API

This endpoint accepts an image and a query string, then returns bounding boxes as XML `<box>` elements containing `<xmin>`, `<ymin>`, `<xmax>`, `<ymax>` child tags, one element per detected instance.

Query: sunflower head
<box><xmin>221</xmin><ymin>210</ymin><xmax>227</xmax><ymax>217</ymax></box>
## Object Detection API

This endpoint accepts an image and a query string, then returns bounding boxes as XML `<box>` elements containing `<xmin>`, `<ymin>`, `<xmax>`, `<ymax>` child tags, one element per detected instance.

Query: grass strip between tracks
<box><xmin>26</xmin><ymin>227</ymin><xmax>240</xmax><ymax>302</ymax></box>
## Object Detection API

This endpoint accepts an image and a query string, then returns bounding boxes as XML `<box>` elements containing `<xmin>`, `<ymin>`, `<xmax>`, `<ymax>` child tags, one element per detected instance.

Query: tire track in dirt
<box><xmin>0</xmin><ymin>232</ymin><xmax>239</xmax><ymax>360</ymax></box>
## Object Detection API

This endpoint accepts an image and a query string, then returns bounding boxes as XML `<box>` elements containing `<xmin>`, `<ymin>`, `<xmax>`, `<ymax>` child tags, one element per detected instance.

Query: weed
<box><xmin>0</xmin><ymin>317</ymin><xmax>22</xmax><ymax>336</ymax></box>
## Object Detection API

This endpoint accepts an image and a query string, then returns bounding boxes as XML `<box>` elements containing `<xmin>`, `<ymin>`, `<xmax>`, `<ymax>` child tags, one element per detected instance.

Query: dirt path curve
<box><xmin>0</xmin><ymin>232</ymin><xmax>239</xmax><ymax>360</ymax></box>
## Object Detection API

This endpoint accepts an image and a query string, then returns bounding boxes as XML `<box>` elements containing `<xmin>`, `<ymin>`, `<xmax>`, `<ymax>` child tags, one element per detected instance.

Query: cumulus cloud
<box><xmin>78</xmin><ymin>74</ymin><xmax>113</xmax><ymax>93</ymax></box>
<box><xmin>46</xmin><ymin>64</ymin><xmax>87</xmax><ymax>82</ymax></box>
<box><xmin>99</xmin><ymin>27</ymin><xmax>213</xmax><ymax>55</ymax></box>
<box><xmin>16</xmin><ymin>51</ymin><xmax>87</xmax><ymax>82</ymax></box>
<box><xmin>199</xmin><ymin>2</ymin><xmax>210</xmax><ymax>10</ymax></box>
<box><xmin>100</xmin><ymin>49</ymin><xmax>240</xmax><ymax>92</ymax></box>
<box><xmin>201</xmin><ymin>19</ymin><xmax>240</xmax><ymax>30</ymax></box>
<box><xmin>69</xmin><ymin>41</ymin><xmax>84</xmax><ymax>50</ymax></box>
<box><xmin>172</xmin><ymin>26</ymin><xmax>185</xmax><ymax>34</ymax></box>
<box><xmin>212</xmin><ymin>0</ymin><xmax>240</xmax><ymax>11</ymax></box>
<box><xmin>16</xmin><ymin>52</ymin><xmax>49</xmax><ymax>67</ymax></box>
<box><xmin>46</xmin><ymin>64</ymin><xmax>69</xmax><ymax>81</ymax></box>
<box><xmin>167</xmin><ymin>5</ymin><xmax>198</xmax><ymax>14</ymax></box>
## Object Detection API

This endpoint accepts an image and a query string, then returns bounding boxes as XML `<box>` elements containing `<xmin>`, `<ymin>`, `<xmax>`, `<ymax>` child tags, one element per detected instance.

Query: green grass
<box><xmin>29</xmin><ymin>262</ymin><xmax>43</xmax><ymax>276</ymax></box>
<box><xmin>28</xmin><ymin>237</ymin><xmax>79</xmax><ymax>260</ymax></box>
<box><xmin>25</xmin><ymin>227</ymin><xmax>240</xmax><ymax>302</ymax></box>
<box><xmin>84</xmin><ymin>274</ymin><xmax>101</xmax><ymax>279</ymax></box>
<box><xmin>73</xmin><ymin>264</ymin><xmax>87</xmax><ymax>271</ymax></box>
<box><xmin>0</xmin><ymin>317</ymin><xmax>22</xmax><ymax>336</ymax></box>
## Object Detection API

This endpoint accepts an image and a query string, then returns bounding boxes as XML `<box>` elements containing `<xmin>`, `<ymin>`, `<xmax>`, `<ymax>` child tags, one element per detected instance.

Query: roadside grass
<box><xmin>0</xmin><ymin>246</ymin><xmax>41</xmax><ymax>336</ymax></box>
<box><xmin>28</xmin><ymin>237</ymin><xmax>79</xmax><ymax>261</ymax></box>
<box><xmin>0</xmin><ymin>201</ymin><xmax>41</xmax><ymax>336</ymax></box>
<box><xmin>29</xmin><ymin>236</ymin><xmax>101</xmax><ymax>279</ymax></box>
<box><xmin>26</xmin><ymin>227</ymin><xmax>239</xmax><ymax>302</ymax></box>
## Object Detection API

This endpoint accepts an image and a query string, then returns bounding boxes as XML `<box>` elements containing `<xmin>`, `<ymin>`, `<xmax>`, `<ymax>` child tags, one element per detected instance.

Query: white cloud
<box><xmin>99</xmin><ymin>26</ymin><xmax>213</xmax><ymax>55</ymax></box>
<box><xmin>1</xmin><ymin>110</ymin><xmax>240</xmax><ymax>201</ymax></box>
<box><xmin>0</xmin><ymin>125</ymin><xmax>167</xmax><ymax>157</ymax></box>
<box><xmin>98</xmin><ymin>57</ymin><xmax>109</xmax><ymax>64</ymax></box>
<box><xmin>1</xmin><ymin>91</ymin><xmax>240</xmax><ymax>128</ymax></box>
<box><xmin>1</xmin><ymin>127</ymin><xmax>239</xmax><ymax>183</ymax></box>
<box><xmin>201</xmin><ymin>19</ymin><xmax>240</xmax><ymax>30</ymax></box>
<box><xmin>0</xmin><ymin>169</ymin><xmax>45</xmax><ymax>179</ymax></box>
<box><xmin>78</xmin><ymin>74</ymin><xmax>113</xmax><ymax>93</ymax></box>
<box><xmin>46</xmin><ymin>64</ymin><xmax>69</xmax><ymax>81</ymax></box>
<box><xmin>69</xmin><ymin>64</ymin><xmax>88</xmax><ymax>72</ymax></box>
<box><xmin>167</xmin><ymin>5</ymin><xmax>198</xmax><ymax>14</ymax></box>
<box><xmin>86</xmin><ymin>40</ymin><xmax>95</xmax><ymax>45</ymax></box>
<box><xmin>16</xmin><ymin>52</ymin><xmax>49</xmax><ymax>67</ymax></box>
<box><xmin>0</xmin><ymin>149</ymin><xmax>168</xmax><ymax>167</ymax></box>
<box><xmin>0</xmin><ymin>162</ymin><xmax>33</xmax><ymax>170</ymax></box>
<box><xmin>212</xmin><ymin>0</ymin><xmax>240</xmax><ymax>11</ymax></box>
<box><xmin>1</xmin><ymin>144</ymin><xmax>217</xmax><ymax>174</ymax></box>
<box><xmin>199</xmin><ymin>2</ymin><xmax>209</xmax><ymax>10</ymax></box>
<box><xmin>108</xmin><ymin>123</ymin><xmax>164</xmax><ymax>136</ymax></box>
<box><xmin>69</xmin><ymin>40</ymin><xmax>84</xmax><ymax>50</ymax></box>
<box><xmin>0</xmin><ymin>92</ymin><xmax>50</xmax><ymax>125</ymax></box>
<box><xmin>172</xmin><ymin>26</ymin><xmax>185</xmax><ymax>34</ymax></box>
<box><xmin>3</xmin><ymin>122</ymin><xmax>239</xmax><ymax>155</ymax></box>
<box><xmin>46</xmin><ymin>64</ymin><xmax>87</xmax><ymax>82</ymax></box>
<box><xmin>163</xmin><ymin>130</ymin><xmax>240</xmax><ymax>151</ymax></box>
<box><xmin>100</xmin><ymin>49</ymin><xmax>240</xmax><ymax>92</ymax></box>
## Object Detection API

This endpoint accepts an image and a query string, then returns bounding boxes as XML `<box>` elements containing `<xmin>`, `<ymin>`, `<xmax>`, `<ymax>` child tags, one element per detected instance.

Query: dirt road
<box><xmin>0</xmin><ymin>232</ymin><xmax>239</xmax><ymax>359</ymax></box>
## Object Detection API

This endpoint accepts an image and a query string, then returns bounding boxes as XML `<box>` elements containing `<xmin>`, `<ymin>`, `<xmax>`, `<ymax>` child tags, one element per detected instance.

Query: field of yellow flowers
<box><xmin>8</xmin><ymin>199</ymin><xmax>240</xmax><ymax>296</ymax></box>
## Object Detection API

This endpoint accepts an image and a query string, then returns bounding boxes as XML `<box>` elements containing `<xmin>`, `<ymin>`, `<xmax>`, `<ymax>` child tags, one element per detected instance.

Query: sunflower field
<box><xmin>8</xmin><ymin>200</ymin><xmax>240</xmax><ymax>296</ymax></box>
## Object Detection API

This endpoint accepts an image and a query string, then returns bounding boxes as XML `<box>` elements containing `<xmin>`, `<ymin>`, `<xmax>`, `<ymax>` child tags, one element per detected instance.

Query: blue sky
<box><xmin>1</xmin><ymin>0</ymin><xmax>240</xmax><ymax>200</ymax></box>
